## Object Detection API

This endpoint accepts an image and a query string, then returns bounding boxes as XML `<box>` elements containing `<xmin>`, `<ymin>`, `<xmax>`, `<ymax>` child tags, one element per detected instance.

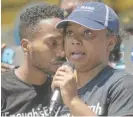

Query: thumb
<box><xmin>1</xmin><ymin>43</ymin><xmax>6</xmax><ymax>52</ymax></box>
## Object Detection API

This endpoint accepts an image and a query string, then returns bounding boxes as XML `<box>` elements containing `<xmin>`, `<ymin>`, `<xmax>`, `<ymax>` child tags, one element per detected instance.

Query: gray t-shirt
<box><xmin>59</xmin><ymin>66</ymin><xmax>133</xmax><ymax>116</ymax></box>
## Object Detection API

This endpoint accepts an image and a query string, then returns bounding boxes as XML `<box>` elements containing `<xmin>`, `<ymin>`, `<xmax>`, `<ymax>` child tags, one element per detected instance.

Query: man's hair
<box><xmin>19</xmin><ymin>3</ymin><xmax>64</xmax><ymax>40</ymax></box>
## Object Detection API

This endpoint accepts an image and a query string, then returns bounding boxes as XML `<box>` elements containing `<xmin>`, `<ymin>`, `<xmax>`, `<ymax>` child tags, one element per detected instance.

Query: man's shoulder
<box><xmin>1</xmin><ymin>70</ymin><xmax>17</xmax><ymax>103</ymax></box>
<box><xmin>1</xmin><ymin>70</ymin><xmax>17</xmax><ymax>89</ymax></box>
<box><xmin>1</xmin><ymin>69</ymin><xmax>26</xmax><ymax>91</ymax></box>
<box><xmin>2</xmin><ymin>70</ymin><xmax>15</xmax><ymax>81</ymax></box>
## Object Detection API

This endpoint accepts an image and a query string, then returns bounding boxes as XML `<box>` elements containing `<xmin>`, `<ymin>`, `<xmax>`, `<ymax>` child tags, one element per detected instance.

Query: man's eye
<box><xmin>51</xmin><ymin>42</ymin><xmax>57</xmax><ymax>47</ymax></box>
<box><xmin>48</xmin><ymin>41</ymin><xmax>56</xmax><ymax>47</ymax></box>
<box><xmin>66</xmin><ymin>30</ymin><xmax>74</xmax><ymax>36</ymax></box>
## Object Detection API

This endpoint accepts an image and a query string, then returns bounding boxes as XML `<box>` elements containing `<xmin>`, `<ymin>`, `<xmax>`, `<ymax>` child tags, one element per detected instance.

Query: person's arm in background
<box><xmin>1</xmin><ymin>44</ymin><xmax>15</xmax><ymax>73</ymax></box>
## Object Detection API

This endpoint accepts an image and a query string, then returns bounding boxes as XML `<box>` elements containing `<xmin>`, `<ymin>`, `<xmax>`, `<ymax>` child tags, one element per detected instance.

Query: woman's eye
<box><xmin>84</xmin><ymin>30</ymin><xmax>92</xmax><ymax>36</ymax></box>
<box><xmin>84</xmin><ymin>30</ymin><xmax>94</xmax><ymax>40</ymax></box>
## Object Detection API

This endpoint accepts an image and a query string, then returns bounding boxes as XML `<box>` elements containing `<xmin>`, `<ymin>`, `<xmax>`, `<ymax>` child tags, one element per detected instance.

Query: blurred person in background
<box><xmin>110</xmin><ymin>8</ymin><xmax>133</xmax><ymax>74</ymax></box>
<box><xmin>102</xmin><ymin>0</ymin><xmax>133</xmax><ymax>74</ymax></box>
<box><xmin>121</xmin><ymin>10</ymin><xmax>133</xmax><ymax>74</ymax></box>
<box><xmin>60</xmin><ymin>0</ymin><xmax>102</xmax><ymax>17</ymax></box>
<box><xmin>1</xmin><ymin>5</ymin><xmax>26</xmax><ymax>73</ymax></box>
<box><xmin>52</xmin><ymin>2</ymin><xmax>133</xmax><ymax>116</ymax></box>
<box><xmin>1</xmin><ymin>3</ymin><xmax>65</xmax><ymax>116</ymax></box>
<box><xmin>1</xmin><ymin>28</ymin><xmax>23</xmax><ymax>72</ymax></box>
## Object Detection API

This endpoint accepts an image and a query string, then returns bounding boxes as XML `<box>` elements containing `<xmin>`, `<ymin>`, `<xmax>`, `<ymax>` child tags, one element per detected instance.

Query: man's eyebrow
<box><xmin>44</xmin><ymin>34</ymin><xmax>63</xmax><ymax>40</ymax></box>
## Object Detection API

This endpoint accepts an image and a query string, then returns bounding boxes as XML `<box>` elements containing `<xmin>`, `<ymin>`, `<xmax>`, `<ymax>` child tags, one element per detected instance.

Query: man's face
<box><xmin>27</xmin><ymin>18</ymin><xmax>65</xmax><ymax>73</ymax></box>
<box><xmin>64</xmin><ymin>22</ymin><xmax>112</xmax><ymax>72</ymax></box>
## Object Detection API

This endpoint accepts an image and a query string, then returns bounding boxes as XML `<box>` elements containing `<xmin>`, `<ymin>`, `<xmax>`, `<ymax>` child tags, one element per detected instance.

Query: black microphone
<box><xmin>49</xmin><ymin>61</ymin><xmax>75</xmax><ymax>116</ymax></box>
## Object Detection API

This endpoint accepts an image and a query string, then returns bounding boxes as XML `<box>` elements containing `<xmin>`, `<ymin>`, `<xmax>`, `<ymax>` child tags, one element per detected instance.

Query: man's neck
<box><xmin>77</xmin><ymin>63</ymin><xmax>106</xmax><ymax>89</ymax></box>
<box><xmin>15</xmin><ymin>61</ymin><xmax>47</xmax><ymax>86</ymax></box>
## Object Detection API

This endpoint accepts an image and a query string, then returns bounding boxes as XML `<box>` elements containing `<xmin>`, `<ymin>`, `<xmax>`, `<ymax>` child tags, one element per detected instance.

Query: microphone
<box><xmin>49</xmin><ymin>61</ymin><xmax>75</xmax><ymax>116</ymax></box>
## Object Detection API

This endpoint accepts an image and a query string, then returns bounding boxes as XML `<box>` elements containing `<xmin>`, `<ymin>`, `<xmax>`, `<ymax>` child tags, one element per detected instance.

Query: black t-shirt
<box><xmin>1</xmin><ymin>70</ymin><xmax>52</xmax><ymax>116</ymax></box>
<box><xmin>59</xmin><ymin>66</ymin><xmax>133</xmax><ymax>116</ymax></box>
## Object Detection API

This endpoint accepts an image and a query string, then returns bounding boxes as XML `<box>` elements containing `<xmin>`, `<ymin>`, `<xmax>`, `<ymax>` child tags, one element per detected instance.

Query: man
<box><xmin>1</xmin><ymin>3</ymin><xmax>65</xmax><ymax>116</ymax></box>
<box><xmin>52</xmin><ymin>2</ymin><xmax>133</xmax><ymax>116</ymax></box>
<box><xmin>122</xmin><ymin>12</ymin><xmax>133</xmax><ymax>74</ymax></box>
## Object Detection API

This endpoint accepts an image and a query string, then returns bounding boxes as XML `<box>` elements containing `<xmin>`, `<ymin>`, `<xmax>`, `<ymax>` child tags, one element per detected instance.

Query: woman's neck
<box><xmin>77</xmin><ymin>64</ymin><xmax>106</xmax><ymax>89</ymax></box>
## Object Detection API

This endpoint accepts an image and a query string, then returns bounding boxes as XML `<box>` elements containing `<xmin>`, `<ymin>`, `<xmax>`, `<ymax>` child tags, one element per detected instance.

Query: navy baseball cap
<box><xmin>56</xmin><ymin>2</ymin><xmax>120</xmax><ymax>35</ymax></box>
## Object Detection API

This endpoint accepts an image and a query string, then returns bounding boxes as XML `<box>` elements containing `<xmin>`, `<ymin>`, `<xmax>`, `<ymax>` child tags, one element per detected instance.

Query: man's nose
<box><xmin>56</xmin><ymin>50</ymin><xmax>65</xmax><ymax>58</ymax></box>
<box><xmin>55</xmin><ymin>46</ymin><xmax>65</xmax><ymax>58</ymax></box>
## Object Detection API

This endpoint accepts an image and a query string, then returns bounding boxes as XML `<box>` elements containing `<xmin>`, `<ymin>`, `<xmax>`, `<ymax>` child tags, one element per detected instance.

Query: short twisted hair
<box><xmin>19</xmin><ymin>3</ymin><xmax>64</xmax><ymax>40</ymax></box>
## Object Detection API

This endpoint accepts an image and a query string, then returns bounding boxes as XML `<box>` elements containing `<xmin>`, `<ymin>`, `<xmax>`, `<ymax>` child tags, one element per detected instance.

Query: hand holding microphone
<box><xmin>51</xmin><ymin>62</ymin><xmax>78</xmax><ymax>112</ymax></box>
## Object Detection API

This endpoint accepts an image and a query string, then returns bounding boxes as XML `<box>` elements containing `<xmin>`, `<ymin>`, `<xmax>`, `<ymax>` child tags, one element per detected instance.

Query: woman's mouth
<box><xmin>71</xmin><ymin>52</ymin><xmax>85</xmax><ymax>59</ymax></box>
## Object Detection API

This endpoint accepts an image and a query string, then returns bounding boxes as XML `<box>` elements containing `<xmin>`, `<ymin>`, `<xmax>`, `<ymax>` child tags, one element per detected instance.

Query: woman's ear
<box><xmin>107</xmin><ymin>35</ymin><xmax>117</xmax><ymax>52</ymax></box>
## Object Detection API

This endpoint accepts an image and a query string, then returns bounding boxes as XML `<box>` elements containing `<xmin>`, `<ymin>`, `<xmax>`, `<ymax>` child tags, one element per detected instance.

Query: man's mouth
<box><xmin>53</xmin><ymin>61</ymin><xmax>64</xmax><ymax>65</ymax></box>
<box><xmin>56</xmin><ymin>57</ymin><xmax>66</xmax><ymax>62</ymax></box>
<box><xmin>51</xmin><ymin>61</ymin><xmax>65</xmax><ymax>66</ymax></box>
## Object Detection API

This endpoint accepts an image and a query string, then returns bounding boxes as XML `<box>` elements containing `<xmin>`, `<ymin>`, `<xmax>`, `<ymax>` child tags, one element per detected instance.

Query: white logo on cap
<box><xmin>81</xmin><ymin>6</ymin><xmax>95</xmax><ymax>12</ymax></box>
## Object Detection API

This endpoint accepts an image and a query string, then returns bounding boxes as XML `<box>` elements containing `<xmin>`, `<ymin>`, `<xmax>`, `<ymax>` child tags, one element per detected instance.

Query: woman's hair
<box><xmin>107</xmin><ymin>29</ymin><xmax>129</xmax><ymax>63</ymax></box>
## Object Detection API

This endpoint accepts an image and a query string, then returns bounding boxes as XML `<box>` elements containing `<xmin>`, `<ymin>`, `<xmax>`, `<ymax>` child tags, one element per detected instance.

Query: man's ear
<box><xmin>107</xmin><ymin>35</ymin><xmax>117</xmax><ymax>52</ymax></box>
<box><xmin>21</xmin><ymin>39</ymin><xmax>31</xmax><ymax>55</ymax></box>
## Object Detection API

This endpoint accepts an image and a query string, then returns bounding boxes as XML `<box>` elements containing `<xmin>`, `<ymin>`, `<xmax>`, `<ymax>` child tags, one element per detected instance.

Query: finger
<box><xmin>1</xmin><ymin>63</ymin><xmax>15</xmax><ymax>69</ymax></box>
<box><xmin>1</xmin><ymin>68</ymin><xmax>9</xmax><ymax>73</ymax></box>
<box><xmin>1</xmin><ymin>44</ymin><xmax>6</xmax><ymax>52</ymax></box>
<box><xmin>53</xmin><ymin>76</ymin><xmax>64</xmax><ymax>82</ymax></box>
<box><xmin>55</xmin><ymin>70</ymin><xmax>66</xmax><ymax>77</ymax></box>
<box><xmin>51</xmin><ymin>80</ymin><xmax>63</xmax><ymax>90</ymax></box>
<box><xmin>63</xmin><ymin>66</ymin><xmax>74</xmax><ymax>74</ymax></box>
<box><xmin>56</xmin><ymin>66</ymin><xmax>73</xmax><ymax>75</ymax></box>
<box><xmin>57</xmin><ymin>66</ymin><xmax>66</xmax><ymax>72</ymax></box>
<box><xmin>1</xmin><ymin>63</ymin><xmax>11</xmax><ymax>69</ymax></box>
<box><xmin>54</xmin><ymin>66</ymin><xmax>66</xmax><ymax>77</ymax></box>
<box><xmin>1</xmin><ymin>43</ymin><xmax>6</xmax><ymax>49</ymax></box>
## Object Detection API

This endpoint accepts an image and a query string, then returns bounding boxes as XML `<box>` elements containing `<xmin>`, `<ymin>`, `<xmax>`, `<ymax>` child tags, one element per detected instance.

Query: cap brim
<box><xmin>56</xmin><ymin>17</ymin><xmax>106</xmax><ymax>30</ymax></box>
